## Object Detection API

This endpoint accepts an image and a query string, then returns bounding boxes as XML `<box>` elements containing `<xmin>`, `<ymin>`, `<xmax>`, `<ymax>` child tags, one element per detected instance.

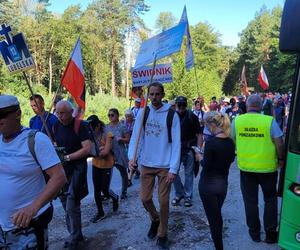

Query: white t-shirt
<box><xmin>0</xmin><ymin>128</ymin><xmax>61</xmax><ymax>231</ymax></box>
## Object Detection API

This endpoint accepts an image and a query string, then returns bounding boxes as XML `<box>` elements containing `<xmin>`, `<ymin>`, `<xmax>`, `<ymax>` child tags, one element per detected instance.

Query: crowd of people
<box><xmin>0</xmin><ymin>85</ymin><xmax>290</xmax><ymax>250</ymax></box>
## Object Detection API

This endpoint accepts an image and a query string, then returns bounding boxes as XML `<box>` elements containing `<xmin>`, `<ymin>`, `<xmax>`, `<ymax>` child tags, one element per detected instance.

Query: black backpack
<box><xmin>143</xmin><ymin>106</ymin><xmax>175</xmax><ymax>143</ymax></box>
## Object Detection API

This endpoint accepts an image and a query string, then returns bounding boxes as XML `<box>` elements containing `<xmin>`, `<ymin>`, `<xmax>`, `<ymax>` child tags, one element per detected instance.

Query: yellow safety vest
<box><xmin>235</xmin><ymin>113</ymin><xmax>277</xmax><ymax>173</ymax></box>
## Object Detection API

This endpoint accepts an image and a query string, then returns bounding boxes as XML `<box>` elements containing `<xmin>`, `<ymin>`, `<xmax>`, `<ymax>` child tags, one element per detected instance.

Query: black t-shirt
<box><xmin>226</xmin><ymin>107</ymin><xmax>243</xmax><ymax>121</ymax></box>
<box><xmin>178</xmin><ymin>110</ymin><xmax>201</xmax><ymax>147</ymax></box>
<box><xmin>54</xmin><ymin>119</ymin><xmax>90</xmax><ymax>159</ymax></box>
<box><xmin>200</xmin><ymin>137</ymin><xmax>235</xmax><ymax>177</ymax></box>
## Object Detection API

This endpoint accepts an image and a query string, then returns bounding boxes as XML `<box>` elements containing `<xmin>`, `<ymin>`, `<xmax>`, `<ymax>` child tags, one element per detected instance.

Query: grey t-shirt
<box><xmin>105</xmin><ymin>123</ymin><xmax>129</xmax><ymax>168</ymax></box>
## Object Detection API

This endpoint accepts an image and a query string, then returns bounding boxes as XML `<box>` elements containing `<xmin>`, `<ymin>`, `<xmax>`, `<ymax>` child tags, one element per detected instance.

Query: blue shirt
<box><xmin>29</xmin><ymin>112</ymin><xmax>58</xmax><ymax>139</ymax></box>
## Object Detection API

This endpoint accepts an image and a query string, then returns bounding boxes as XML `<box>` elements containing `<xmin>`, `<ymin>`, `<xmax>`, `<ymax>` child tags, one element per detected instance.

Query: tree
<box><xmin>155</xmin><ymin>12</ymin><xmax>177</xmax><ymax>32</ymax></box>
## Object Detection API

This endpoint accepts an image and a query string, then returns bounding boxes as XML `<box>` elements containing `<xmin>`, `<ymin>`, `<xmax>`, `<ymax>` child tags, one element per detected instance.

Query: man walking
<box><xmin>172</xmin><ymin>96</ymin><xmax>201</xmax><ymax>207</ymax></box>
<box><xmin>128</xmin><ymin>82</ymin><xmax>181</xmax><ymax>250</ymax></box>
<box><xmin>0</xmin><ymin>95</ymin><xmax>66</xmax><ymax>249</ymax></box>
<box><xmin>29</xmin><ymin>94</ymin><xmax>58</xmax><ymax>139</ymax></box>
<box><xmin>232</xmin><ymin>94</ymin><xmax>284</xmax><ymax>244</ymax></box>
<box><xmin>54</xmin><ymin>100</ymin><xmax>92</xmax><ymax>249</ymax></box>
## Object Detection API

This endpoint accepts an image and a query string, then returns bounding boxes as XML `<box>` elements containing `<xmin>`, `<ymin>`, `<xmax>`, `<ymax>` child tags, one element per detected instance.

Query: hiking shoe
<box><xmin>171</xmin><ymin>197</ymin><xmax>183</xmax><ymax>206</ymax></box>
<box><xmin>265</xmin><ymin>231</ymin><xmax>278</xmax><ymax>244</ymax></box>
<box><xmin>147</xmin><ymin>220</ymin><xmax>160</xmax><ymax>239</ymax></box>
<box><xmin>184</xmin><ymin>198</ymin><xmax>192</xmax><ymax>207</ymax></box>
<box><xmin>90</xmin><ymin>212</ymin><xmax>105</xmax><ymax>223</ymax></box>
<box><xmin>113</xmin><ymin>196</ymin><xmax>119</xmax><ymax>212</ymax></box>
<box><xmin>249</xmin><ymin>232</ymin><xmax>261</xmax><ymax>242</ymax></box>
<box><xmin>157</xmin><ymin>236</ymin><xmax>169</xmax><ymax>250</ymax></box>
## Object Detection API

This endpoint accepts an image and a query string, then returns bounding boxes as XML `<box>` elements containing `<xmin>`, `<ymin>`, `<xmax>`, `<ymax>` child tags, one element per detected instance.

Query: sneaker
<box><xmin>249</xmin><ymin>232</ymin><xmax>261</xmax><ymax>242</ymax></box>
<box><xmin>171</xmin><ymin>197</ymin><xmax>183</xmax><ymax>206</ymax></box>
<box><xmin>184</xmin><ymin>198</ymin><xmax>192</xmax><ymax>207</ymax></box>
<box><xmin>157</xmin><ymin>236</ymin><xmax>169</xmax><ymax>250</ymax></box>
<box><xmin>113</xmin><ymin>196</ymin><xmax>119</xmax><ymax>212</ymax></box>
<box><xmin>90</xmin><ymin>212</ymin><xmax>105</xmax><ymax>223</ymax></box>
<box><xmin>134</xmin><ymin>170</ymin><xmax>140</xmax><ymax>179</ymax></box>
<box><xmin>265</xmin><ymin>231</ymin><xmax>278</xmax><ymax>244</ymax></box>
<box><xmin>147</xmin><ymin>220</ymin><xmax>160</xmax><ymax>239</ymax></box>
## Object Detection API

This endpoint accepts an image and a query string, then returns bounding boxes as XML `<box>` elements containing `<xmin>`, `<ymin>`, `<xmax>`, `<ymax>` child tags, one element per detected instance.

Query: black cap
<box><xmin>175</xmin><ymin>96</ymin><xmax>187</xmax><ymax>104</ymax></box>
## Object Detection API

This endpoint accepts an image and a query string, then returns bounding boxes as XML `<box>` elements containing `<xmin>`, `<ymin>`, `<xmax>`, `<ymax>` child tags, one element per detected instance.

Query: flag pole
<box><xmin>41</xmin><ymin>83</ymin><xmax>63</xmax><ymax>131</ymax></box>
<box><xmin>128</xmin><ymin>54</ymin><xmax>158</xmax><ymax>181</ymax></box>
<box><xmin>23</xmin><ymin>72</ymin><xmax>54</xmax><ymax>143</ymax></box>
<box><xmin>193</xmin><ymin>66</ymin><xmax>199</xmax><ymax>96</ymax></box>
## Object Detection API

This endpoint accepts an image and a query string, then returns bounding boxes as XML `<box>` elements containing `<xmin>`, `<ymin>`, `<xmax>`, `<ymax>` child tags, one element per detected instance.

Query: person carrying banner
<box><xmin>231</xmin><ymin>94</ymin><xmax>284</xmax><ymax>244</ymax></box>
<box><xmin>128</xmin><ymin>82</ymin><xmax>181</xmax><ymax>250</ymax></box>
<box><xmin>53</xmin><ymin>100</ymin><xmax>92</xmax><ymax>249</ymax></box>
<box><xmin>0</xmin><ymin>95</ymin><xmax>66</xmax><ymax>250</ymax></box>
<box><xmin>29</xmin><ymin>94</ymin><xmax>58</xmax><ymax>139</ymax></box>
<box><xmin>172</xmin><ymin>96</ymin><xmax>201</xmax><ymax>207</ymax></box>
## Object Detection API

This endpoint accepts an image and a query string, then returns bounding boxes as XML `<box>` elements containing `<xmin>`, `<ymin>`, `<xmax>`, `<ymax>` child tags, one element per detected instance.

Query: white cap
<box><xmin>135</xmin><ymin>98</ymin><xmax>141</xmax><ymax>103</ymax></box>
<box><xmin>0</xmin><ymin>95</ymin><xmax>19</xmax><ymax>110</ymax></box>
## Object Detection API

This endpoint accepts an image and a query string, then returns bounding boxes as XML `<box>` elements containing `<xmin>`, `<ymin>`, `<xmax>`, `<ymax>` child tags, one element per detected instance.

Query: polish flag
<box><xmin>258</xmin><ymin>65</ymin><xmax>269</xmax><ymax>90</ymax></box>
<box><xmin>61</xmin><ymin>38</ymin><xmax>85</xmax><ymax>110</ymax></box>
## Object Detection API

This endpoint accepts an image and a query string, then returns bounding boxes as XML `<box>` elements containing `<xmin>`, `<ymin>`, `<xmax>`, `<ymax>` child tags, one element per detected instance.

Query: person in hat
<box><xmin>131</xmin><ymin>98</ymin><xmax>142</xmax><ymax>119</ymax></box>
<box><xmin>0</xmin><ymin>95</ymin><xmax>66</xmax><ymax>249</ymax></box>
<box><xmin>87</xmin><ymin>115</ymin><xmax>119</xmax><ymax>223</ymax></box>
<box><xmin>172</xmin><ymin>96</ymin><xmax>202</xmax><ymax>207</ymax></box>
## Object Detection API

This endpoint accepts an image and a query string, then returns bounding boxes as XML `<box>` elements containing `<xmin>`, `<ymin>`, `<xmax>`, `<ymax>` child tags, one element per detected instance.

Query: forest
<box><xmin>0</xmin><ymin>0</ymin><xmax>296</xmax><ymax>122</ymax></box>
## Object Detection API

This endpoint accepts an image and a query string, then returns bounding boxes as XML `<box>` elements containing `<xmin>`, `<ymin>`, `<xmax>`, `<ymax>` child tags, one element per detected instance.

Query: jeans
<box><xmin>199</xmin><ymin>176</ymin><xmax>228</xmax><ymax>250</ymax></box>
<box><xmin>173</xmin><ymin>150</ymin><xmax>194</xmax><ymax>199</ymax></box>
<box><xmin>140</xmin><ymin>166</ymin><xmax>171</xmax><ymax>238</ymax></box>
<box><xmin>92</xmin><ymin>166</ymin><xmax>118</xmax><ymax>214</ymax></box>
<box><xmin>115</xmin><ymin>164</ymin><xmax>128</xmax><ymax>195</ymax></box>
<box><xmin>240</xmin><ymin>171</ymin><xmax>278</xmax><ymax>236</ymax></box>
<box><xmin>59</xmin><ymin>185</ymin><xmax>83</xmax><ymax>243</ymax></box>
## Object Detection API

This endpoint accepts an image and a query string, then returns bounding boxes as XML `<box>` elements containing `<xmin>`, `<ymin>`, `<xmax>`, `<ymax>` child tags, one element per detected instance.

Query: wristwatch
<box><xmin>65</xmin><ymin>155</ymin><xmax>71</xmax><ymax>162</ymax></box>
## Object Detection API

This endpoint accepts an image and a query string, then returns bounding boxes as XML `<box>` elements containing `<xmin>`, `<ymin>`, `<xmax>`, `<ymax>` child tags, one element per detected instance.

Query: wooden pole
<box><xmin>128</xmin><ymin>54</ymin><xmax>158</xmax><ymax>181</ymax></box>
<box><xmin>23</xmin><ymin>72</ymin><xmax>54</xmax><ymax>143</ymax></box>
<box><xmin>194</xmin><ymin>66</ymin><xmax>199</xmax><ymax>96</ymax></box>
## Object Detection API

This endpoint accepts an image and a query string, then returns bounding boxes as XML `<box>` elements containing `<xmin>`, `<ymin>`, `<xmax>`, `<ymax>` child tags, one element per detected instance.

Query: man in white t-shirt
<box><xmin>0</xmin><ymin>95</ymin><xmax>66</xmax><ymax>249</ymax></box>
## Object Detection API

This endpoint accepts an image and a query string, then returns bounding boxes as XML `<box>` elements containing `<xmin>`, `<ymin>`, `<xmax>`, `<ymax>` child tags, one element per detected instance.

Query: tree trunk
<box><xmin>111</xmin><ymin>54</ymin><xmax>116</xmax><ymax>97</ymax></box>
<box><xmin>49</xmin><ymin>53</ymin><xmax>52</xmax><ymax>94</ymax></box>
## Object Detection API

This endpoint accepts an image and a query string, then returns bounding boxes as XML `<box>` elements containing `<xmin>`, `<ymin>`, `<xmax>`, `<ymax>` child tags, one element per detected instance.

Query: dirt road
<box><xmin>49</xmin><ymin>161</ymin><xmax>280</xmax><ymax>250</ymax></box>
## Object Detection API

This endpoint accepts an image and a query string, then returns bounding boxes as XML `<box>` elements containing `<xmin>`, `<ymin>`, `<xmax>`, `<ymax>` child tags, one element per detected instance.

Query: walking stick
<box><xmin>23</xmin><ymin>72</ymin><xmax>54</xmax><ymax>143</ymax></box>
<box><xmin>128</xmin><ymin>54</ymin><xmax>158</xmax><ymax>181</ymax></box>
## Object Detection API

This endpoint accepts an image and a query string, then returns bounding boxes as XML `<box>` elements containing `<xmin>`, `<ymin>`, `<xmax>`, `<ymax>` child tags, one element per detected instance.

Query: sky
<box><xmin>48</xmin><ymin>0</ymin><xmax>285</xmax><ymax>47</ymax></box>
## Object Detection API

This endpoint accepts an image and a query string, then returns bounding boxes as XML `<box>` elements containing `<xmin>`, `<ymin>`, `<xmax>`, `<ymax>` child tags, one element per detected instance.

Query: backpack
<box><xmin>73</xmin><ymin>118</ymin><xmax>100</xmax><ymax>158</ymax></box>
<box><xmin>143</xmin><ymin>106</ymin><xmax>175</xmax><ymax>143</ymax></box>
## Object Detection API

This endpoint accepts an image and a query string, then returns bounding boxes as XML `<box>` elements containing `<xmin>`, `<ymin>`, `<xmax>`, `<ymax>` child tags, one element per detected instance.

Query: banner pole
<box><xmin>193</xmin><ymin>66</ymin><xmax>199</xmax><ymax>96</ymax></box>
<box><xmin>128</xmin><ymin>54</ymin><xmax>158</xmax><ymax>181</ymax></box>
<box><xmin>23</xmin><ymin>72</ymin><xmax>54</xmax><ymax>143</ymax></box>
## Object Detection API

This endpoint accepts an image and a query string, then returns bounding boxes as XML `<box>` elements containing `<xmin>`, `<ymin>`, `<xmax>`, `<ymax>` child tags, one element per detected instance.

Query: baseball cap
<box><xmin>175</xmin><ymin>96</ymin><xmax>187</xmax><ymax>104</ymax></box>
<box><xmin>135</xmin><ymin>98</ymin><xmax>141</xmax><ymax>103</ymax></box>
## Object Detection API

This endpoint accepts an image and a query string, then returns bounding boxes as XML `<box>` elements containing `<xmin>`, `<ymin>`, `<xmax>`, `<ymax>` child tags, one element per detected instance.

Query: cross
<box><xmin>0</xmin><ymin>24</ymin><xmax>12</xmax><ymax>45</ymax></box>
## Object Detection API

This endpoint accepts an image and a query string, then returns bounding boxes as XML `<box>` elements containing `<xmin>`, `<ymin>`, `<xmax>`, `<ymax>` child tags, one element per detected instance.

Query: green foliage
<box><xmin>155</xmin><ymin>12</ymin><xmax>177</xmax><ymax>32</ymax></box>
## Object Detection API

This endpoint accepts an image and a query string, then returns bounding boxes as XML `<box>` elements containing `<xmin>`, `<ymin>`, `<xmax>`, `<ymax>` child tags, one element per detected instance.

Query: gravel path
<box><xmin>48</xmin><ymin>161</ymin><xmax>280</xmax><ymax>250</ymax></box>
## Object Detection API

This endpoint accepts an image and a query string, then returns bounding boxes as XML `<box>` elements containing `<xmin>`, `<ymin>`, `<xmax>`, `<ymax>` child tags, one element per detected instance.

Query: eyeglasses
<box><xmin>177</xmin><ymin>103</ymin><xmax>187</xmax><ymax>107</ymax></box>
<box><xmin>0</xmin><ymin>108</ymin><xmax>18</xmax><ymax>119</ymax></box>
<box><xmin>108</xmin><ymin>113</ymin><xmax>115</xmax><ymax>117</ymax></box>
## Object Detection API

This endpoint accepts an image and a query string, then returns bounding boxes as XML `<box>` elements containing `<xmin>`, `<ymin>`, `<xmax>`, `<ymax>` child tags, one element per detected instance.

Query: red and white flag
<box><xmin>61</xmin><ymin>38</ymin><xmax>86</xmax><ymax>110</ymax></box>
<box><xmin>258</xmin><ymin>65</ymin><xmax>269</xmax><ymax>90</ymax></box>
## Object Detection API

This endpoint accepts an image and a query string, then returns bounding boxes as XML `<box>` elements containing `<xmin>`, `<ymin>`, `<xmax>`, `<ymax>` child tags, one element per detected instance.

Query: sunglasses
<box><xmin>0</xmin><ymin>108</ymin><xmax>18</xmax><ymax>119</ymax></box>
<box><xmin>108</xmin><ymin>113</ymin><xmax>115</xmax><ymax>117</ymax></box>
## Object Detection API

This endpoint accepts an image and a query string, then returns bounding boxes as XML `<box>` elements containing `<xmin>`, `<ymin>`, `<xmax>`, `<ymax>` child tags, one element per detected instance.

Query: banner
<box><xmin>134</xmin><ymin>22</ymin><xmax>186</xmax><ymax>69</ymax></box>
<box><xmin>179</xmin><ymin>6</ymin><xmax>194</xmax><ymax>70</ymax></box>
<box><xmin>258</xmin><ymin>65</ymin><xmax>269</xmax><ymax>90</ymax></box>
<box><xmin>131</xmin><ymin>63</ymin><xmax>172</xmax><ymax>87</ymax></box>
<box><xmin>0</xmin><ymin>24</ymin><xmax>35</xmax><ymax>73</ymax></box>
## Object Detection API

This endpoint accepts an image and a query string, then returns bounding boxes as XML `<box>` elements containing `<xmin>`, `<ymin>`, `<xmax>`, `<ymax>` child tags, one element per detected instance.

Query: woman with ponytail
<box><xmin>198</xmin><ymin>111</ymin><xmax>235</xmax><ymax>250</ymax></box>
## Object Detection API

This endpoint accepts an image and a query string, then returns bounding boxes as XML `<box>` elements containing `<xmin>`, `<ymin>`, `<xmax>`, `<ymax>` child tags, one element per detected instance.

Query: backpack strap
<box><xmin>73</xmin><ymin>118</ymin><xmax>81</xmax><ymax>135</ymax></box>
<box><xmin>27</xmin><ymin>130</ymin><xmax>40</xmax><ymax>166</ymax></box>
<box><xmin>143</xmin><ymin>106</ymin><xmax>150</xmax><ymax>129</ymax></box>
<box><xmin>166</xmin><ymin>108</ymin><xmax>175</xmax><ymax>143</ymax></box>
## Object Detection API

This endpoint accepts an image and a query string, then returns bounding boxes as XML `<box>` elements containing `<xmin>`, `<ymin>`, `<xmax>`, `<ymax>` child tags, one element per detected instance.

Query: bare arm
<box><xmin>67</xmin><ymin>139</ymin><xmax>92</xmax><ymax>161</ymax></box>
<box><xmin>100</xmin><ymin>135</ymin><xmax>113</xmax><ymax>157</ymax></box>
<box><xmin>118</xmin><ymin>132</ymin><xmax>130</xmax><ymax>144</ymax></box>
<box><xmin>12</xmin><ymin>164</ymin><xmax>67</xmax><ymax>228</ymax></box>
<box><xmin>274</xmin><ymin>136</ymin><xmax>285</xmax><ymax>167</ymax></box>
